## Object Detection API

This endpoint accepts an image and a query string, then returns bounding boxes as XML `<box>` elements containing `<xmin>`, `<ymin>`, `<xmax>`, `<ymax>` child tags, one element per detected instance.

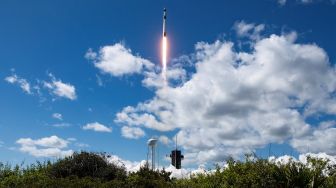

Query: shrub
<box><xmin>127</xmin><ymin>166</ymin><xmax>173</xmax><ymax>188</ymax></box>
<box><xmin>48</xmin><ymin>151</ymin><xmax>127</xmax><ymax>181</ymax></box>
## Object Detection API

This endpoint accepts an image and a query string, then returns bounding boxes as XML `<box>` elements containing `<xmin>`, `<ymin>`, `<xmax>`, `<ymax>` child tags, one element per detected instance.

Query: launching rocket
<box><xmin>163</xmin><ymin>8</ymin><xmax>167</xmax><ymax>37</ymax></box>
<box><xmin>162</xmin><ymin>8</ymin><xmax>168</xmax><ymax>82</ymax></box>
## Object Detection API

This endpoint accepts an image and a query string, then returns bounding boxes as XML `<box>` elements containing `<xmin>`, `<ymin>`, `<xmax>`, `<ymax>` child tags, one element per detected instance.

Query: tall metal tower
<box><xmin>170</xmin><ymin>135</ymin><xmax>184</xmax><ymax>169</ymax></box>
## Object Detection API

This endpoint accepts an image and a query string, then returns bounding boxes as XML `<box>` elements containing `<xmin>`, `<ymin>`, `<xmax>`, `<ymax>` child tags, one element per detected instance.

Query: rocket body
<box><xmin>163</xmin><ymin>8</ymin><xmax>167</xmax><ymax>37</ymax></box>
<box><xmin>162</xmin><ymin>8</ymin><xmax>167</xmax><ymax>82</ymax></box>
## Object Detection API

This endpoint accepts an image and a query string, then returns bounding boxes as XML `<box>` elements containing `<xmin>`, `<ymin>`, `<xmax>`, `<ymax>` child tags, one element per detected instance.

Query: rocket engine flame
<box><xmin>162</xmin><ymin>36</ymin><xmax>167</xmax><ymax>81</ymax></box>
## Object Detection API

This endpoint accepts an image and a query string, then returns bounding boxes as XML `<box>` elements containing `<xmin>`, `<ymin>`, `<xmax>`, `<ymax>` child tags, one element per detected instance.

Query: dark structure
<box><xmin>170</xmin><ymin>150</ymin><xmax>184</xmax><ymax>169</ymax></box>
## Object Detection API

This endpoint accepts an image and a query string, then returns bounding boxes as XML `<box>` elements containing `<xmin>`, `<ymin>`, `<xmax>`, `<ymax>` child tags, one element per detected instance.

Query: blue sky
<box><xmin>1</xmin><ymin>0</ymin><xmax>336</xmax><ymax>169</ymax></box>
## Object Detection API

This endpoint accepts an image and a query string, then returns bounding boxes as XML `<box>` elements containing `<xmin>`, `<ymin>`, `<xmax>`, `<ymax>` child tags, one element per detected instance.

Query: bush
<box><xmin>127</xmin><ymin>166</ymin><xmax>173</xmax><ymax>188</ymax></box>
<box><xmin>48</xmin><ymin>151</ymin><xmax>127</xmax><ymax>181</ymax></box>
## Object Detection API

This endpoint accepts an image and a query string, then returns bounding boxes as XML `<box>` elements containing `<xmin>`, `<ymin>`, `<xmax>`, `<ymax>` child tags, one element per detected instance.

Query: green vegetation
<box><xmin>0</xmin><ymin>152</ymin><xmax>336</xmax><ymax>187</ymax></box>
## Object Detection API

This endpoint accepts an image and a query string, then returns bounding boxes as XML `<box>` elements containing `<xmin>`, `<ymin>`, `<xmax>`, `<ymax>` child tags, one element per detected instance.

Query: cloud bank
<box><xmin>110</xmin><ymin>24</ymin><xmax>336</xmax><ymax>165</ymax></box>
<box><xmin>16</xmin><ymin>135</ymin><xmax>73</xmax><ymax>158</ymax></box>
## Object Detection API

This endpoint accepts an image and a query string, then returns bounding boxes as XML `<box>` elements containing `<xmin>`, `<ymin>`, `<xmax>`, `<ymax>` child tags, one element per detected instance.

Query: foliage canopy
<box><xmin>1</xmin><ymin>151</ymin><xmax>336</xmax><ymax>187</ymax></box>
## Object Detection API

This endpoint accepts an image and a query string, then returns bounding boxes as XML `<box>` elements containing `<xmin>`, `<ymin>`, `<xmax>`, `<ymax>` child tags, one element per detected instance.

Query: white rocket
<box><xmin>161</xmin><ymin>8</ymin><xmax>168</xmax><ymax>82</ymax></box>
<box><xmin>163</xmin><ymin>8</ymin><xmax>167</xmax><ymax>37</ymax></box>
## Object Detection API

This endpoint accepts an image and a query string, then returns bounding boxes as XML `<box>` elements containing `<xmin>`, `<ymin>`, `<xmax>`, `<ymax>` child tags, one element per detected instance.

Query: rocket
<box><xmin>161</xmin><ymin>8</ymin><xmax>168</xmax><ymax>81</ymax></box>
<box><xmin>163</xmin><ymin>8</ymin><xmax>167</xmax><ymax>37</ymax></box>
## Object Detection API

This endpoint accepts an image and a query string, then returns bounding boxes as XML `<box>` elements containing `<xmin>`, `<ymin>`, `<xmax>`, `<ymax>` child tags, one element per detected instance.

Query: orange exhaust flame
<box><xmin>162</xmin><ymin>36</ymin><xmax>167</xmax><ymax>82</ymax></box>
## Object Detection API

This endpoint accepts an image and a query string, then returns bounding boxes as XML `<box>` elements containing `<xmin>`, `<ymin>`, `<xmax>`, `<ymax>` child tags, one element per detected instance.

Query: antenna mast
<box><xmin>175</xmin><ymin>135</ymin><xmax>177</xmax><ymax>168</ymax></box>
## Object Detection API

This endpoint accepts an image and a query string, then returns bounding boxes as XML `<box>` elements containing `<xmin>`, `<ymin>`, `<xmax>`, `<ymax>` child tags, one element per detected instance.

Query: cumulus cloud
<box><xmin>86</xmin><ymin>43</ymin><xmax>154</xmax><ymax>77</ymax></box>
<box><xmin>5</xmin><ymin>74</ymin><xmax>32</xmax><ymax>94</ymax></box>
<box><xmin>142</xmin><ymin>65</ymin><xmax>187</xmax><ymax>89</ymax></box>
<box><xmin>16</xmin><ymin>135</ymin><xmax>73</xmax><ymax>157</ymax></box>
<box><xmin>107</xmin><ymin>153</ymin><xmax>216</xmax><ymax>179</ymax></box>
<box><xmin>82</xmin><ymin>122</ymin><xmax>112</xmax><ymax>132</ymax></box>
<box><xmin>121</xmin><ymin>126</ymin><xmax>145</xmax><ymax>139</ymax></box>
<box><xmin>318</xmin><ymin>120</ymin><xmax>336</xmax><ymax>129</ymax></box>
<box><xmin>277</xmin><ymin>0</ymin><xmax>336</xmax><ymax>5</ymax></box>
<box><xmin>4</xmin><ymin>71</ymin><xmax>77</xmax><ymax>102</ymax></box>
<box><xmin>106</xmin><ymin>152</ymin><xmax>209</xmax><ymax>178</ymax></box>
<box><xmin>291</xmin><ymin>127</ymin><xmax>336</xmax><ymax>154</ymax></box>
<box><xmin>269</xmin><ymin>153</ymin><xmax>336</xmax><ymax>169</ymax></box>
<box><xmin>107</xmin><ymin>154</ymin><xmax>147</xmax><ymax>172</ymax></box>
<box><xmin>278</xmin><ymin>0</ymin><xmax>287</xmax><ymax>5</ymax></box>
<box><xmin>298</xmin><ymin>153</ymin><xmax>336</xmax><ymax>166</ymax></box>
<box><xmin>44</xmin><ymin>74</ymin><xmax>77</xmax><ymax>100</ymax></box>
<box><xmin>269</xmin><ymin>155</ymin><xmax>297</xmax><ymax>164</ymax></box>
<box><xmin>110</xmin><ymin>152</ymin><xmax>336</xmax><ymax>179</ymax></box>
<box><xmin>164</xmin><ymin>165</ymin><xmax>214</xmax><ymax>179</ymax></box>
<box><xmin>159</xmin><ymin>135</ymin><xmax>172</xmax><ymax>146</ymax></box>
<box><xmin>234</xmin><ymin>21</ymin><xmax>265</xmax><ymax>41</ymax></box>
<box><xmin>115</xmin><ymin>27</ymin><xmax>336</xmax><ymax>165</ymax></box>
<box><xmin>52</xmin><ymin>113</ymin><xmax>63</xmax><ymax>120</ymax></box>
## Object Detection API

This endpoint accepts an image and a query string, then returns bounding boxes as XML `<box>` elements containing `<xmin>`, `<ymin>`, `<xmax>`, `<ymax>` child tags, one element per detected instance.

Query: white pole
<box><xmin>152</xmin><ymin>145</ymin><xmax>155</xmax><ymax>170</ymax></box>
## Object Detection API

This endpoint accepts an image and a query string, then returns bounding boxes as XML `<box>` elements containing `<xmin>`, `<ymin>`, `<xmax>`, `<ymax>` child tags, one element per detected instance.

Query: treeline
<box><xmin>0</xmin><ymin>152</ymin><xmax>336</xmax><ymax>187</ymax></box>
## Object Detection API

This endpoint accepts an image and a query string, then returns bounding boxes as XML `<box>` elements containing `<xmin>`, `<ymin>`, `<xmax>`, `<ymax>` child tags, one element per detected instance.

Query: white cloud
<box><xmin>96</xmin><ymin>74</ymin><xmax>103</xmax><ymax>86</ymax></box>
<box><xmin>300</xmin><ymin>0</ymin><xmax>313</xmax><ymax>3</ymax></box>
<box><xmin>159</xmin><ymin>135</ymin><xmax>172</xmax><ymax>146</ymax></box>
<box><xmin>233</xmin><ymin>21</ymin><xmax>265</xmax><ymax>41</ymax></box>
<box><xmin>142</xmin><ymin>65</ymin><xmax>187</xmax><ymax>89</ymax></box>
<box><xmin>75</xmin><ymin>143</ymin><xmax>90</xmax><ymax>148</ymax></box>
<box><xmin>67</xmin><ymin>138</ymin><xmax>77</xmax><ymax>141</ymax></box>
<box><xmin>107</xmin><ymin>154</ymin><xmax>147</xmax><ymax>173</ymax></box>
<box><xmin>298</xmin><ymin>153</ymin><xmax>336</xmax><ymax>166</ymax></box>
<box><xmin>115</xmin><ymin>29</ymin><xmax>336</xmax><ymax>165</ymax></box>
<box><xmin>278</xmin><ymin>0</ymin><xmax>287</xmax><ymax>5</ymax></box>
<box><xmin>269</xmin><ymin>153</ymin><xmax>336</xmax><ymax>171</ymax></box>
<box><xmin>44</xmin><ymin>74</ymin><xmax>77</xmax><ymax>100</ymax></box>
<box><xmin>278</xmin><ymin>0</ymin><xmax>336</xmax><ymax>5</ymax></box>
<box><xmin>291</xmin><ymin>127</ymin><xmax>336</xmax><ymax>154</ymax></box>
<box><xmin>164</xmin><ymin>165</ymin><xmax>213</xmax><ymax>179</ymax></box>
<box><xmin>84</xmin><ymin>48</ymin><xmax>97</xmax><ymax>60</ymax></box>
<box><xmin>121</xmin><ymin>126</ymin><xmax>145</xmax><ymax>139</ymax></box>
<box><xmin>50</xmin><ymin>123</ymin><xmax>71</xmax><ymax>128</ymax></box>
<box><xmin>318</xmin><ymin>120</ymin><xmax>336</xmax><ymax>129</ymax></box>
<box><xmin>86</xmin><ymin>43</ymin><xmax>154</xmax><ymax>77</ymax></box>
<box><xmin>107</xmin><ymin>153</ymin><xmax>220</xmax><ymax>179</ymax></box>
<box><xmin>5</xmin><ymin>72</ymin><xmax>77</xmax><ymax>101</ymax></box>
<box><xmin>16</xmin><ymin>135</ymin><xmax>73</xmax><ymax>157</ymax></box>
<box><xmin>5</xmin><ymin>74</ymin><xmax>32</xmax><ymax>94</ymax></box>
<box><xmin>82</xmin><ymin>122</ymin><xmax>112</xmax><ymax>132</ymax></box>
<box><xmin>269</xmin><ymin>155</ymin><xmax>297</xmax><ymax>165</ymax></box>
<box><xmin>106</xmin><ymin>153</ymin><xmax>206</xmax><ymax>178</ymax></box>
<box><xmin>52</xmin><ymin>113</ymin><xmax>63</xmax><ymax>120</ymax></box>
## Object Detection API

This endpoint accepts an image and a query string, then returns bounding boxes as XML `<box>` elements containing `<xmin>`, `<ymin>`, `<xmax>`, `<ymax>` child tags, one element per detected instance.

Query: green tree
<box><xmin>48</xmin><ymin>151</ymin><xmax>127</xmax><ymax>181</ymax></box>
<box><xmin>127</xmin><ymin>166</ymin><xmax>173</xmax><ymax>188</ymax></box>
